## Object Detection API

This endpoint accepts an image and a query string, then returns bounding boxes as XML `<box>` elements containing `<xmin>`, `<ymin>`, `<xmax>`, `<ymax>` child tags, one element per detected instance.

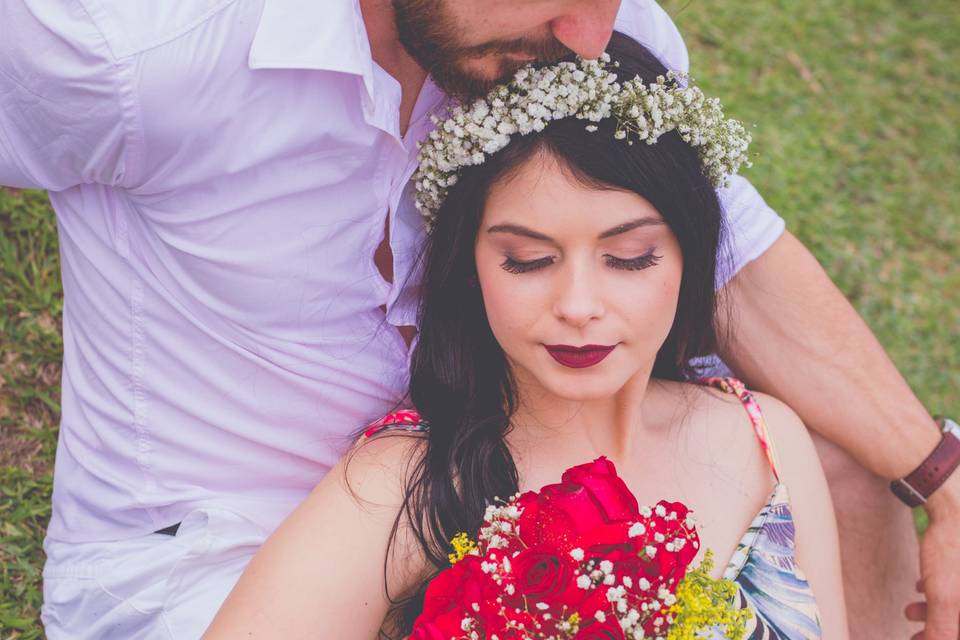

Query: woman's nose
<box><xmin>551</xmin><ymin>263</ymin><xmax>605</xmax><ymax>328</ymax></box>
<box><xmin>549</xmin><ymin>1</ymin><xmax>619</xmax><ymax>60</ymax></box>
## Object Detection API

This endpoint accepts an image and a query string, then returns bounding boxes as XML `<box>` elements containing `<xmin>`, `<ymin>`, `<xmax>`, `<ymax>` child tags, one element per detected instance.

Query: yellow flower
<box><xmin>447</xmin><ymin>532</ymin><xmax>477</xmax><ymax>565</ymax></box>
<box><xmin>666</xmin><ymin>550</ymin><xmax>752</xmax><ymax>640</ymax></box>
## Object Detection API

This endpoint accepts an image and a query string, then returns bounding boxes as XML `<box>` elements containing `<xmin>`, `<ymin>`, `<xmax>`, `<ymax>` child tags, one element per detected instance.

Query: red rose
<box><xmin>415</xmin><ymin>458</ymin><xmax>701</xmax><ymax>639</ymax></box>
<box><xmin>516</xmin><ymin>458</ymin><xmax>639</xmax><ymax>552</ymax></box>
<box><xmin>574</xmin><ymin>616</ymin><xmax>627</xmax><ymax>640</ymax></box>
<box><xmin>409</xmin><ymin>615</ymin><xmax>462</xmax><ymax>640</ymax></box>
<box><xmin>576</xmin><ymin>542</ymin><xmax>656</xmax><ymax>618</ymax></box>
<box><xmin>414</xmin><ymin>555</ymin><xmax>490</xmax><ymax>637</ymax></box>
<box><xmin>508</xmin><ymin>547</ymin><xmax>584</xmax><ymax>610</ymax></box>
<box><xmin>515</xmin><ymin>486</ymin><xmax>580</xmax><ymax>550</ymax></box>
<box><xmin>561</xmin><ymin>457</ymin><xmax>640</xmax><ymax>522</ymax></box>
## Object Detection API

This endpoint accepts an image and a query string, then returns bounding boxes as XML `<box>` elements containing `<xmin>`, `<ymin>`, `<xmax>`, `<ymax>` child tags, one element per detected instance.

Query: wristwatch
<box><xmin>890</xmin><ymin>417</ymin><xmax>960</xmax><ymax>508</ymax></box>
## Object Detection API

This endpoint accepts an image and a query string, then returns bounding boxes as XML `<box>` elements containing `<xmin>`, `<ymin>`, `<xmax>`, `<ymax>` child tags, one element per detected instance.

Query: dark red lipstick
<box><xmin>544</xmin><ymin>344</ymin><xmax>617</xmax><ymax>369</ymax></box>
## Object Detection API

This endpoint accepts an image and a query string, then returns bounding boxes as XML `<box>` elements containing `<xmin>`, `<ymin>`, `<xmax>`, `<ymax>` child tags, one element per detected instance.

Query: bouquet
<box><xmin>411</xmin><ymin>457</ymin><xmax>750</xmax><ymax>640</ymax></box>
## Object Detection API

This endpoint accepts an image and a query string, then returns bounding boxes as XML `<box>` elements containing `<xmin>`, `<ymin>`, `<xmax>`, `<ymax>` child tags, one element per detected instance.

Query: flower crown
<box><xmin>413</xmin><ymin>54</ymin><xmax>752</xmax><ymax>225</ymax></box>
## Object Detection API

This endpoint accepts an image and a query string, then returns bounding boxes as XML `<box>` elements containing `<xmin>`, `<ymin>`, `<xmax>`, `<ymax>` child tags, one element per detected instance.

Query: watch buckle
<box><xmin>891</xmin><ymin>477</ymin><xmax>927</xmax><ymax>506</ymax></box>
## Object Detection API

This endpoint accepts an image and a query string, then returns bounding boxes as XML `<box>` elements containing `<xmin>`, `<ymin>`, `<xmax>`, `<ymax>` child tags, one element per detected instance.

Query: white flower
<box><xmin>413</xmin><ymin>57</ymin><xmax>751</xmax><ymax>224</ymax></box>
<box><xmin>577</xmin><ymin>574</ymin><xmax>592</xmax><ymax>589</ymax></box>
<box><xmin>628</xmin><ymin>522</ymin><xmax>646</xmax><ymax>537</ymax></box>
<box><xmin>606</xmin><ymin>585</ymin><xmax>626</xmax><ymax>602</ymax></box>
<box><xmin>570</xmin><ymin>547</ymin><xmax>585</xmax><ymax>561</ymax></box>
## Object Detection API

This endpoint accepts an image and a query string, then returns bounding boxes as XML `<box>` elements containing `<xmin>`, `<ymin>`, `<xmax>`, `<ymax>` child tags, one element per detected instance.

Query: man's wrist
<box><xmin>890</xmin><ymin>417</ymin><xmax>960</xmax><ymax>511</ymax></box>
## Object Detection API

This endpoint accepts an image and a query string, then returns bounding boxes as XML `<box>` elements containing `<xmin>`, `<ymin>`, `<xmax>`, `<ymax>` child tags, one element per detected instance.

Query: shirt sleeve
<box><xmin>0</xmin><ymin>1</ymin><xmax>135</xmax><ymax>191</ymax></box>
<box><xmin>614</xmin><ymin>1</ymin><xmax>786</xmax><ymax>285</ymax></box>
<box><xmin>715</xmin><ymin>175</ymin><xmax>786</xmax><ymax>287</ymax></box>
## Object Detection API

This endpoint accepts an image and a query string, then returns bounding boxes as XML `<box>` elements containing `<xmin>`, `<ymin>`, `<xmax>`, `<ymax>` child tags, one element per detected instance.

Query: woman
<box><xmin>204</xmin><ymin>34</ymin><xmax>848</xmax><ymax>639</ymax></box>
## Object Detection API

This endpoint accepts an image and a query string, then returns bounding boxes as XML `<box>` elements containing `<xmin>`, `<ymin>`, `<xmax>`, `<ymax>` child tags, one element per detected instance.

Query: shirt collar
<box><xmin>249</xmin><ymin>0</ymin><xmax>376</xmax><ymax>97</ymax></box>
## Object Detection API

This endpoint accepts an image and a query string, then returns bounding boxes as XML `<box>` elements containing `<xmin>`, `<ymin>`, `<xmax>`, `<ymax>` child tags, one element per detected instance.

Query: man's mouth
<box><xmin>502</xmin><ymin>52</ymin><xmax>537</xmax><ymax>62</ymax></box>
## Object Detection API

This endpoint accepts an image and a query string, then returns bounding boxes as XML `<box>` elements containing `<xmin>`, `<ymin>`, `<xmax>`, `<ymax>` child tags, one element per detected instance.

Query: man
<box><xmin>0</xmin><ymin>0</ymin><xmax>956</xmax><ymax>638</ymax></box>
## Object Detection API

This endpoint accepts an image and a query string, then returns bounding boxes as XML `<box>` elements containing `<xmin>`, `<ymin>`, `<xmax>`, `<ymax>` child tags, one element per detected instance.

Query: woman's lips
<box><xmin>544</xmin><ymin>344</ymin><xmax>617</xmax><ymax>369</ymax></box>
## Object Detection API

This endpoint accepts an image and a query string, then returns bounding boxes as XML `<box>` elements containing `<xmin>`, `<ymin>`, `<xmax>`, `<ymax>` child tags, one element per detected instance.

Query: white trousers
<box><xmin>41</xmin><ymin>508</ymin><xmax>266</xmax><ymax>640</ymax></box>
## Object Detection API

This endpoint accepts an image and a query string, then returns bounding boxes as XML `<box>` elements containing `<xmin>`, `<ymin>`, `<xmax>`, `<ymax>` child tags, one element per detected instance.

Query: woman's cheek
<box><xmin>617</xmin><ymin>265</ymin><xmax>682</xmax><ymax>339</ymax></box>
<box><xmin>483</xmin><ymin>271</ymin><xmax>543</xmax><ymax>339</ymax></box>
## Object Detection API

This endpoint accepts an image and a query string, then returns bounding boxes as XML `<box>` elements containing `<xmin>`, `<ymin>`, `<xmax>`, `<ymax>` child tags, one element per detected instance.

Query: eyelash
<box><xmin>500</xmin><ymin>250</ymin><xmax>662</xmax><ymax>274</ymax></box>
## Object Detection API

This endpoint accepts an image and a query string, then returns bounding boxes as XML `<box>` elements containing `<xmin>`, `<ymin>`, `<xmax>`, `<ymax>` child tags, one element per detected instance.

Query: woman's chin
<box><xmin>535</xmin><ymin>374</ymin><xmax>628</xmax><ymax>404</ymax></box>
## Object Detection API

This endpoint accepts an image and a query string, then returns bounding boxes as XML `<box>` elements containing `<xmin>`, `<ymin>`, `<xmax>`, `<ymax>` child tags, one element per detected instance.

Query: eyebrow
<box><xmin>487</xmin><ymin>217</ymin><xmax>664</xmax><ymax>241</ymax></box>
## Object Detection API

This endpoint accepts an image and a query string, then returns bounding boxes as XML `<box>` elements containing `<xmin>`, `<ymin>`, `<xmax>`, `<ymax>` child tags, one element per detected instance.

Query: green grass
<box><xmin>661</xmin><ymin>0</ymin><xmax>960</xmax><ymax>414</ymax></box>
<box><xmin>1</xmin><ymin>0</ymin><xmax>957</xmax><ymax>636</ymax></box>
<box><xmin>1</xmin><ymin>188</ymin><xmax>61</xmax><ymax>639</ymax></box>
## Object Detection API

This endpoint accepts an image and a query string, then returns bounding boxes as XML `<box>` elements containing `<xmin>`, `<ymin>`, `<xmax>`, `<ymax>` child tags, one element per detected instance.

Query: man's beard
<box><xmin>393</xmin><ymin>0</ymin><xmax>572</xmax><ymax>101</ymax></box>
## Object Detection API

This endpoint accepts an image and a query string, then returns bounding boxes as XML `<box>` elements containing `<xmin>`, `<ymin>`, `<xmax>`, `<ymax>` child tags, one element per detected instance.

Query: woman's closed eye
<box><xmin>501</xmin><ymin>255</ymin><xmax>555</xmax><ymax>274</ymax></box>
<box><xmin>604</xmin><ymin>249</ymin><xmax>662</xmax><ymax>271</ymax></box>
<box><xmin>500</xmin><ymin>248</ymin><xmax>662</xmax><ymax>274</ymax></box>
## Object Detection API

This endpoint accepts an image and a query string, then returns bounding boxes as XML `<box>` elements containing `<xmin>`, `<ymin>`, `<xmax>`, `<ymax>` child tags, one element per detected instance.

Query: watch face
<box><xmin>944</xmin><ymin>417</ymin><xmax>960</xmax><ymax>439</ymax></box>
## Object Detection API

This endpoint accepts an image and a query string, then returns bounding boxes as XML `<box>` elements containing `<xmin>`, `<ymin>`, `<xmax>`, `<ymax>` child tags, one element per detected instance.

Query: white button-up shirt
<box><xmin>0</xmin><ymin>0</ymin><xmax>784</xmax><ymax>543</ymax></box>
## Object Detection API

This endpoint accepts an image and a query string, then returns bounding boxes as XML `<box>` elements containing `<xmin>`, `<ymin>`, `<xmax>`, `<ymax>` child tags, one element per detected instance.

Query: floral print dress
<box><xmin>365</xmin><ymin>377</ymin><xmax>822</xmax><ymax>639</ymax></box>
<box><xmin>704</xmin><ymin>377</ymin><xmax>822</xmax><ymax>639</ymax></box>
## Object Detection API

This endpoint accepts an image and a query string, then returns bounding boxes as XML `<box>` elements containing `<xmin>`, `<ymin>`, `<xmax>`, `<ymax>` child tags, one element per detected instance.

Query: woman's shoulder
<box><xmin>658</xmin><ymin>378</ymin><xmax>817</xmax><ymax>480</ymax></box>
<box><xmin>345</xmin><ymin>411</ymin><xmax>429</xmax><ymax>504</ymax></box>
<box><xmin>678</xmin><ymin>378</ymin><xmax>806</xmax><ymax>439</ymax></box>
<box><xmin>694</xmin><ymin>379</ymin><xmax>822</xmax><ymax>485</ymax></box>
<box><xmin>204</xmin><ymin>414</ymin><xmax>431</xmax><ymax>638</ymax></box>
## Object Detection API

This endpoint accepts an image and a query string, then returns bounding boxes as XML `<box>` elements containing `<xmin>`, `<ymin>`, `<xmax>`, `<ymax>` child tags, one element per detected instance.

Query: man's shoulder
<box><xmin>614</xmin><ymin>0</ymin><xmax>689</xmax><ymax>72</ymax></box>
<box><xmin>75</xmin><ymin>0</ymin><xmax>260</xmax><ymax>60</ymax></box>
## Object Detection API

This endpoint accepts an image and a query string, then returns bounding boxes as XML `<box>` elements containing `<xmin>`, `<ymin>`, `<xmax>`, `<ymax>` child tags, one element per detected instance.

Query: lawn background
<box><xmin>1</xmin><ymin>0</ymin><xmax>957</xmax><ymax>637</ymax></box>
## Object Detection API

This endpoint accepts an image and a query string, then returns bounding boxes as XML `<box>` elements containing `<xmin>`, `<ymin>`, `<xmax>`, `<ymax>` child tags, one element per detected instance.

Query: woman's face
<box><xmin>475</xmin><ymin>151</ymin><xmax>683</xmax><ymax>403</ymax></box>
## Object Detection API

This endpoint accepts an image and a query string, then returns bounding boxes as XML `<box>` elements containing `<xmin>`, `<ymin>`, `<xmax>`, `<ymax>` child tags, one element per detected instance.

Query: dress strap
<box><xmin>701</xmin><ymin>377</ymin><xmax>782</xmax><ymax>483</ymax></box>
<box><xmin>363</xmin><ymin>409</ymin><xmax>429</xmax><ymax>438</ymax></box>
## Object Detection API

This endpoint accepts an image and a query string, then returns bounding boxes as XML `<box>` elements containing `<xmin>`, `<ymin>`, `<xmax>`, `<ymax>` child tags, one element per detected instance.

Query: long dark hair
<box><xmin>378</xmin><ymin>32</ymin><xmax>728</xmax><ymax>635</ymax></box>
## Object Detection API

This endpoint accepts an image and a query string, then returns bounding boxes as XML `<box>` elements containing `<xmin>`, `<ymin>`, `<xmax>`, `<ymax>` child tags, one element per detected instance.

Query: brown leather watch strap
<box><xmin>890</xmin><ymin>417</ymin><xmax>960</xmax><ymax>508</ymax></box>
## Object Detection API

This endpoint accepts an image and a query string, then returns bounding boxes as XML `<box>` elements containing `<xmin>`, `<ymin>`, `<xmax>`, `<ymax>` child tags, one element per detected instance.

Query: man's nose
<box><xmin>549</xmin><ymin>1</ymin><xmax>620</xmax><ymax>60</ymax></box>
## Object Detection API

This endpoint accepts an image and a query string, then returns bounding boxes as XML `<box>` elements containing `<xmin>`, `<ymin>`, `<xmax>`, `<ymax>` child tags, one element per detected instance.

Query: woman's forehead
<box><xmin>481</xmin><ymin>153</ymin><xmax>664</xmax><ymax>234</ymax></box>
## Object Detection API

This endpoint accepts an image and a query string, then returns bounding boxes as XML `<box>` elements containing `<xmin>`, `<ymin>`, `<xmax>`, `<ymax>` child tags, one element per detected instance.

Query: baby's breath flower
<box><xmin>414</xmin><ymin>54</ymin><xmax>751</xmax><ymax>226</ymax></box>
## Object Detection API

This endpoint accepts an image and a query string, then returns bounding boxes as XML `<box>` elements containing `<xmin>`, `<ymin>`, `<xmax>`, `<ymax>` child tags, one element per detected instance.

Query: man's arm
<box><xmin>719</xmin><ymin>230</ymin><xmax>960</xmax><ymax>640</ymax></box>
